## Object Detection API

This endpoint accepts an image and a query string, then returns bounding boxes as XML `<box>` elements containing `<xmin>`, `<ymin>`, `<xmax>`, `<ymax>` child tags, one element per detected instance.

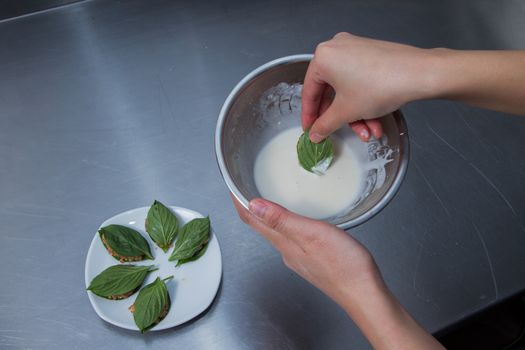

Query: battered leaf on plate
<box><xmin>129</xmin><ymin>276</ymin><xmax>173</xmax><ymax>333</ymax></box>
<box><xmin>297</xmin><ymin>130</ymin><xmax>334</xmax><ymax>175</ymax></box>
<box><xmin>99</xmin><ymin>225</ymin><xmax>153</xmax><ymax>262</ymax></box>
<box><xmin>87</xmin><ymin>265</ymin><xmax>157</xmax><ymax>300</ymax></box>
<box><xmin>175</xmin><ymin>242</ymin><xmax>209</xmax><ymax>267</ymax></box>
<box><xmin>145</xmin><ymin>200</ymin><xmax>179</xmax><ymax>252</ymax></box>
<box><xmin>168</xmin><ymin>217</ymin><xmax>210</xmax><ymax>262</ymax></box>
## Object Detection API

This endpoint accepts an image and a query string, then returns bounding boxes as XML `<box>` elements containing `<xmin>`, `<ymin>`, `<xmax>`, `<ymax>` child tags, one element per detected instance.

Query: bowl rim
<box><xmin>215</xmin><ymin>54</ymin><xmax>410</xmax><ymax>229</ymax></box>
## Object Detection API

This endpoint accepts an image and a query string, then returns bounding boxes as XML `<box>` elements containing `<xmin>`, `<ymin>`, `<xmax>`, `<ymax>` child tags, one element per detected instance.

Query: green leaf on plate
<box><xmin>296</xmin><ymin>130</ymin><xmax>334</xmax><ymax>175</ymax></box>
<box><xmin>87</xmin><ymin>265</ymin><xmax>157</xmax><ymax>300</ymax></box>
<box><xmin>175</xmin><ymin>242</ymin><xmax>209</xmax><ymax>267</ymax></box>
<box><xmin>169</xmin><ymin>217</ymin><xmax>210</xmax><ymax>262</ymax></box>
<box><xmin>145</xmin><ymin>200</ymin><xmax>179</xmax><ymax>253</ymax></box>
<box><xmin>130</xmin><ymin>276</ymin><xmax>173</xmax><ymax>333</ymax></box>
<box><xmin>99</xmin><ymin>225</ymin><xmax>153</xmax><ymax>262</ymax></box>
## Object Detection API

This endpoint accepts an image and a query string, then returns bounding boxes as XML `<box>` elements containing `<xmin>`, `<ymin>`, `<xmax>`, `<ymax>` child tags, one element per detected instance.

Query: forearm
<box><xmin>423</xmin><ymin>49</ymin><xmax>525</xmax><ymax>115</ymax></box>
<box><xmin>341</xmin><ymin>276</ymin><xmax>444</xmax><ymax>350</ymax></box>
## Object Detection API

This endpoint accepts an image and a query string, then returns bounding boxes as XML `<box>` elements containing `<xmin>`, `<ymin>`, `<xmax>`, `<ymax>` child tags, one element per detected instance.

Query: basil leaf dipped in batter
<box><xmin>99</xmin><ymin>225</ymin><xmax>153</xmax><ymax>262</ymax></box>
<box><xmin>297</xmin><ymin>130</ymin><xmax>334</xmax><ymax>175</ymax></box>
<box><xmin>145</xmin><ymin>200</ymin><xmax>179</xmax><ymax>253</ymax></box>
<box><xmin>87</xmin><ymin>265</ymin><xmax>157</xmax><ymax>300</ymax></box>
<box><xmin>169</xmin><ymin>217</ymin><xmax>210</xmax><ymax>263</ymax></box>
<box><xmin>129</xmin><ymin>276</ymin><xmax>173</xmax><ymax>333</ymax></box>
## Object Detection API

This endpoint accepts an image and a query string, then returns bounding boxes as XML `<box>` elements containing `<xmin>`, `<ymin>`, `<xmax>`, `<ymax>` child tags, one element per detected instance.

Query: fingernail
<box><xmin>360</xmin><ymin>129</ymin><xmax>369</xmax><ymax>140</ymax></box>
<box><xmin>249</xmin><ymin>200</ymin><xmax>268</xmax><ymax>218</ymax></box>
<box><xmin>310</xmin><ymin>132</ymin><xmax>324</xmax><ymax>143</ymax></box>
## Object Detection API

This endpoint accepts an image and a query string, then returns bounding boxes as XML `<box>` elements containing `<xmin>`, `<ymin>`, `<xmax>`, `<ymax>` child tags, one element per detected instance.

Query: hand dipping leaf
<box><xmin>129</xmin><ymin>276</ymin><xmax>173</xmax><ymax>333</ymax></box>
<box><xmin>87</xmin><ymin>265</ymin><xmax>157</xmax><ymax>300</ymax></box>
<box><xmin>145</xmin><ymin>200</ymin><xmax>179</xmax><ymax>253</ymax></box>
<box><xmin>297</xmin><ymin>131</ymin><xmax>334</xmax><ymax>175</ymax></box>
<box><xmin>169</xmin><ymin>217</ymin><xmax>210</xmax><ymax>262</ymax></box>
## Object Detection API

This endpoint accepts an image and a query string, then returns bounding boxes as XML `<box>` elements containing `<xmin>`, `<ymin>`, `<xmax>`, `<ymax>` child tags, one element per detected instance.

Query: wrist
<box><xmin>334</xmin><ymin>261</ymin><xmax>391</xmax><ymax>317</ymax></box>
<box><xmin>339</xmin><ymin>271</ymin><xmax>391</xmax><ymax>316</ymax></box>
<box><xmin>417</xmin><ymin>47</ymin><xmax>459</xmax><ymax>100</ymax></box>
<box><xmin>340</xmin><ymin>271</ymin><xmax>443</xmax><ymax>349</ymax></box>
<box><xmin>390</xmin><ymin>47</ymin><xmax>450</xmax><ymax>105</ymax></box>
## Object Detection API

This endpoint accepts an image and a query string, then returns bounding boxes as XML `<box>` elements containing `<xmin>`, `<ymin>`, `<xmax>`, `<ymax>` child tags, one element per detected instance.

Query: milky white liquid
<box><xmin>254</xmin><ymin>127</ymin><xmax>365</xmax><ymax>219</ymax></box>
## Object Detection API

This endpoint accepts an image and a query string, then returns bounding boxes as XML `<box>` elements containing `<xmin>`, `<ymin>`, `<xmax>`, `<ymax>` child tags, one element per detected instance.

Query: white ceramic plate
<box><xmin>85</xmin><ymin>206</ymin><xmax>222</xmax><ymax>331</ymax></box>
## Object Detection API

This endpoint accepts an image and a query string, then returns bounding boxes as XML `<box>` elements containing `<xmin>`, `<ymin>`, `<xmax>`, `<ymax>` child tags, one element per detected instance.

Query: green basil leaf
<box><xmin>99</xmin><ymin>225</ymin><xmax>153</xmax><ymax>261</ymax></box>
<box><xmin>87</xmin><ymin>265</ymin><xmax>157</xmax><ymax>299</ymax></box>
<box><xmin>168</xmin><ymin>217</ymin><xmax>210</xmax><ymax>262</ymax></box>
<box><xmin>131</xmin><ymin>276</ymin><xmax>173</xmax><ymax>333</ymax></box>
<box><xmin>297</xmin><ymin>130</ymin><xmax>334</xmax><ymax>175</ymax></box>
<box><xmin>175</xmin><ymin>242</ymin><xmax>209</xmax><ymax>267</ymax></box>
<box><xmin>145</xmin><ymin>200</ymin><xmax>179</xmax><ymax>253</ymax></box>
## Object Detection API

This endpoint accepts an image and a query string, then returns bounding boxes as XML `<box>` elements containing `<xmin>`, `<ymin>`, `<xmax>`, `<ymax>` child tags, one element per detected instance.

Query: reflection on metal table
<box><xmin>0</xmin><ymin>0</ymin><xmax>524</xmax><ymax>348</ymax></box>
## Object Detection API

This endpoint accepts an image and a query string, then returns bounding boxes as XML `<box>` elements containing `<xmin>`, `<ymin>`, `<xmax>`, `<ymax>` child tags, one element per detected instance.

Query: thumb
<box><xmin>309</xmin><ymin>98</ymin><xmax>351</xmax><ymax>143</ymax></box>
<box><xmin>249</xmin><ymin>198</ymin><xmax>290</xmax><ymax>233</ymax></box>
<box><xmin>249</xmin><ymin>198</ymin><xmax>328</xmax><ymax>242</ymax></box>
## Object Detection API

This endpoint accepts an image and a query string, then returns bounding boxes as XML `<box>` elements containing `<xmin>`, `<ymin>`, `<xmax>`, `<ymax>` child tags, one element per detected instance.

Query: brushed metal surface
<box><xmin>0</xmin><ymin>0</ymin><xmax>83</xmax><ymax>21</ymax></box>
<box><xmin>1</xmin><ymin>0</ymin><xmax>524</xmax><ymax>349</ymax></box>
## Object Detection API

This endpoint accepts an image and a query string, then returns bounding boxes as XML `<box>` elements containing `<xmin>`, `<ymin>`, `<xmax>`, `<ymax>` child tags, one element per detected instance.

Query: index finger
<box><xmin>301</xmin><ymin>60</ymin><xmax>327</xmax><ymax>131</ymax></box>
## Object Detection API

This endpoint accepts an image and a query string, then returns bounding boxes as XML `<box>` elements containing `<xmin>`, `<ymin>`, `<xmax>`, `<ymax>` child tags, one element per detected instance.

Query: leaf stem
<box><xmin>162</xmin><ymin>276</ymin><xmax>174</xmax><ymax>283</ymax></box>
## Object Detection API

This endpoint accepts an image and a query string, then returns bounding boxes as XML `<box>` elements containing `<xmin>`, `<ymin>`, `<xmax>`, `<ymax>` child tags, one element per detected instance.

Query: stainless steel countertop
<box><xmin>1</xmin><ymin>0</ymin><xmax>524</xmax><ymax>348</ymax></box>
